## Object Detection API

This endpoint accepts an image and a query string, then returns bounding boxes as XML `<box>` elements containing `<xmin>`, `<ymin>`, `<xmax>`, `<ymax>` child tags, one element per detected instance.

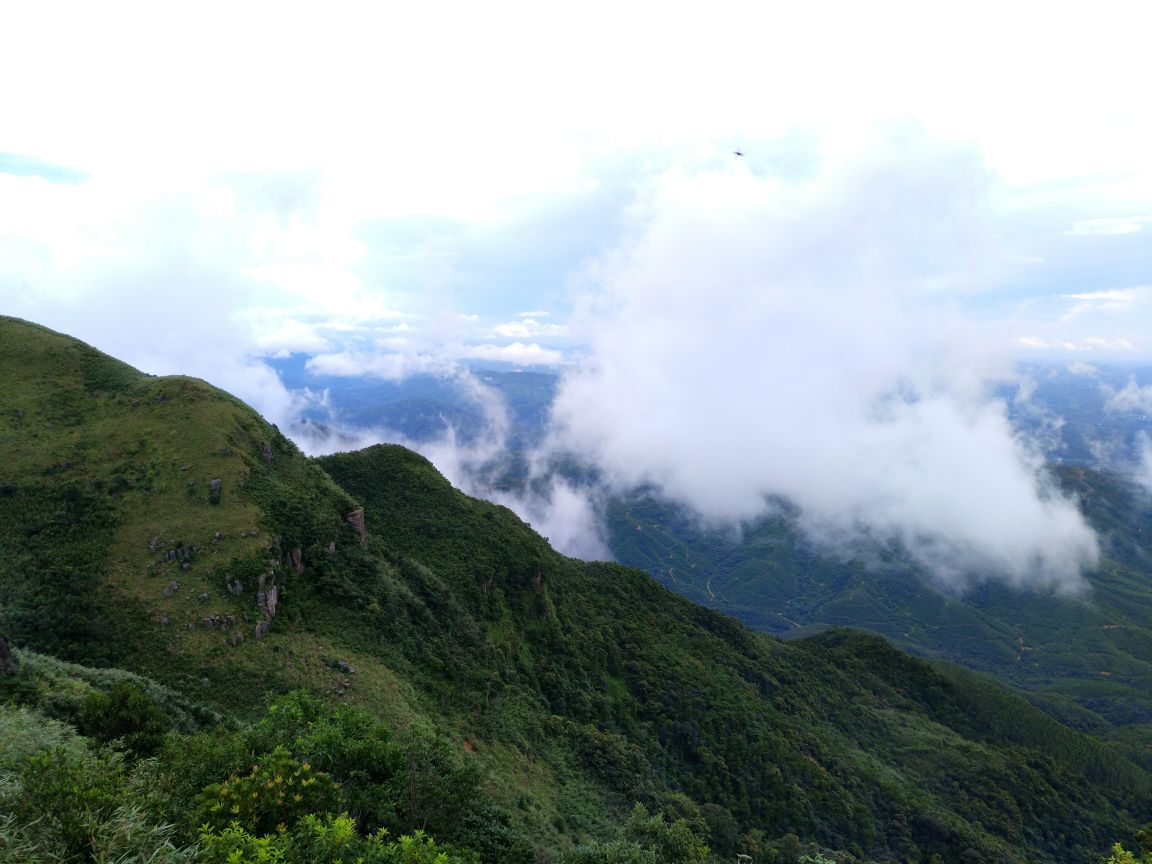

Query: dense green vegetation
<box><xmin>2</xmin><ymin>316</ymin><xmax>1151</xmax><ymax>863</ymax></box>
<box><xmin>606</xmin><ymin>474</ymin><xmax>1152</xmax><ymax>736</ymax></box>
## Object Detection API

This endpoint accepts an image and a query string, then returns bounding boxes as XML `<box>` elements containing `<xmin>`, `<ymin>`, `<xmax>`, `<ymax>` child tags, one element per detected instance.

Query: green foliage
<box><xmin>607</xmin><ymin>473</ymin><xmax>1152</xmax><ymax>733</ymax></box>
<box><xmin>10</xmin><ymin>744</ymin><xmax>127</xmax><ymax>861</ymax></box>
<box><xmin>79</xmin><ymin>680</ymin><xmax>169</xmax><ymax>756</ymax></box>
<box><xmin>624</xmin><ymin>804</ymin><xmax>708</xmax><ymax>864</ymax></box>
<box><xmin>1103</xmin><ymin>825</ymin><xmax>1152</xmax><ymax>864</ymax></box>
<box><xmin>198</xmin><ymin>822</ymin><xmax>286</xmax><ymax>864</ymax></box>
<box><xmin>0</xmin><ymin>805</ymin><xmax>198</xmax><ymax>864</ymax></box>
<box><xmin>3</xmin><ymin>647</ymin><xmax>229</xmax><ymax>734</ymax></box>
<box><xmin>0</xmin><ymin>481</ymin><xmax>130</xmax><ymax>666</ymax></box>
<box><xmin>247</xmin><ymin>691</ymin><xmax>407</xmax><ymax>832</ymax></box>
<box><xmin>1104</xmin><ymin>844</ymin><xmax>1143</xmax><ymax>864</ymax></box>
<box><xmin>0</xmin><ymin>703</ymin><xmax>86</xmax><ymax>768</ymax></box>
<box><xmin>195</xmin><ymin>747</ymin><xmax>341</xmax><ymax>836</ymax></box>
<box><xmin>556</xmin><ymin>840</ymin><xmax>656</xmax><ymax>864</ymax></box>
<box><xmin>198</xmin><ymin>817</ymin><xmax>477</xmax><ymax>864</ymax></box>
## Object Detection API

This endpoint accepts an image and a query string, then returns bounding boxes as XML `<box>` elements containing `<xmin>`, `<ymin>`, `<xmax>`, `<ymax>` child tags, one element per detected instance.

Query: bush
<box><xmin>194</xmin><ymin>747</ymin><xmax>341</xmax><ymax>836</ymax></box>
<box><xmin>0</xmin><ymin>704</ymin><xmax>85</xmax><ymax>770</ymax></box>
<box><xmin>12</xmin><ymin>745</ymin><xmax>127</xmax><ymax>861</ymax></box>
<box><xmin>198</xmin><ymin>817</ymin><xmax>477</xmax><ymax>864</ymax></box>
<box><xmin>556</xmin><ymin>840</ymin><xmax>657</xmax><ymax>864</ymax></box>
<box><xmin>624</xmin><ymin>804</ymin><xmax>709</xmax><ymax>864</ymax></box>
<box><xmin>241</xmin><ymin>692</ymin><xmax>406</xmax><ymax>832</ymax></box>
<box><xmin>79</xmin><ymin>680</ymin><xmax>169</xmax><ymax>756</ymax></box>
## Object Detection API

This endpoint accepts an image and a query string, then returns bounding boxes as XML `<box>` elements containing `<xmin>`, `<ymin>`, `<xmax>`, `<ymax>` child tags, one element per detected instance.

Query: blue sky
<box><xmin>2</xmin><ymin>0</ymin><xmax>1151</xmax><ymax>585</ymax></box>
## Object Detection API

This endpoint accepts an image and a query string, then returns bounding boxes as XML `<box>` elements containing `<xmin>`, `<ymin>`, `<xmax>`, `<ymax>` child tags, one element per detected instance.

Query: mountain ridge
<box><xmin>1</xmin><ymin>315</ymin><xmax>1148</xmax><ymax>863</ymax></box>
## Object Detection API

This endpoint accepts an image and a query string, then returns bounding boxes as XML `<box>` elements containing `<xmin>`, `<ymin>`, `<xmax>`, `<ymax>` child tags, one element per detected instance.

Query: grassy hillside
<box><xmin>1</xmin><ymin>316</ymin><xmax>1149</xmax><ymax>863</ymax></box>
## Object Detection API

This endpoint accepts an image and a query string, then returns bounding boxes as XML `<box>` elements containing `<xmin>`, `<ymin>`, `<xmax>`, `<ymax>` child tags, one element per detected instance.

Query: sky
<box><xmin>3</xmin><ymin>0</ymin><xmax>1152</xmax><ymax>589</ymax></box>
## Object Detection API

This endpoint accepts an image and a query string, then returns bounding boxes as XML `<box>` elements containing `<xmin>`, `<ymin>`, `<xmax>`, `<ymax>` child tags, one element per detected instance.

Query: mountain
<box><xmin>606</xmin><ymin>469</ymin><xmax>1152</xmax><ymax>736</ymax></box>
<box><xmin>1</xmin><ymin>316</ymin><xmax>1149</xmax><ymax>863</ymax></box>
<box><xmin>264</xmin><ymin>353</ymin><xmax>1152</xmax><ymax>736</ymax></box>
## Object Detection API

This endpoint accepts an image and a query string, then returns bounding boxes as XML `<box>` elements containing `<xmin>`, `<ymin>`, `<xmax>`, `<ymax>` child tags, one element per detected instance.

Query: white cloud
<box><xmin>1015</xmin><ymin>335</ymin><xmax>1136</xmax><ymax>354</ymax></box>
<box><xmin>0</xmin><ymin>172</ymin><xmax>319</xmax><ymax>426</ymax></box>
<box><xmin>307</xmin><ymin>341</ymin><xmax>565</xmax><ymax>382</ymax></box>
<box><xmin>1136</xmin><ymin>433</ymin><xmax>1152</xmax><ymax>495</ymax></box>
<box><xmin>1066</xmin><ymin>362</ymin><xmax>1098</xmax><ymax>377</ymax></box>
<box><xmin>493</xmin><ymin>318</ymin><xmax>569</xmax><ymax>339</ymax></box>
<box><xmin>460</xmin><ymin>342</ymin><xmax>565</xmax><ymax>366</ymax></box>
<box><xmin>245</xmin><ymin>314</ymin><xmax>333</xmax><ymax>355</ymax></box>
<box><xmin>1104</xmin><ymin>378</ymin><xmax>1152</xmax><ymax>414</ymax></box>
<box><xmin>306</xmin><ymin>350</ymin><xmax>457</xmax><ymax>381</ymax></box>
<box><xmin>1060</xmin><ymin>287</ymin><xmax>1144</xmax><ymax>320</ymax></box>
<box><xmin>548</xmin><ymin>136</ymin><xmax>1099</xmax><ymax>591</ymax></box>
<box><xmin>1066</xmin><ymin>215</ymin><xmax>1152</xmax><ymax>235</ymax></box>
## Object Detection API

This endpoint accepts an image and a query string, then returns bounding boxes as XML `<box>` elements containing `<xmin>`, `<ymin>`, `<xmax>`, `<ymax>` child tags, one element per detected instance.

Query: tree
<box><xmin>625</xmin><ymin>803</ymin><xmax>709</xmax><ymax>864</ymax></box>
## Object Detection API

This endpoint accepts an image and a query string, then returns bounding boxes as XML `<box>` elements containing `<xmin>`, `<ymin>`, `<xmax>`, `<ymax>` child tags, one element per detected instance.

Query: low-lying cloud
<box><xmin>293</xmin><ymin>368</ymin><xmax>610</xmax><ymax>561</ymax></box>
<box><xmin>547</xmin><ymin>134</ymin><xmax>1100</xmax><ymax>591</ymax></box>
<box><xmin>1105</xmin><ymin>377</ymin><xmax>1152</xmax><ymax>414</ymax></box>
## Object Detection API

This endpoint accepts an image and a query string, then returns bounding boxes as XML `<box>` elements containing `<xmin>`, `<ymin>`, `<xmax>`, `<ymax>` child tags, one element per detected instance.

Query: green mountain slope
<box><xmin>1</xmin><ymin>316</ymin><xmax>1149</xmax><ymax>863</ymax></box>
<box><xmin>607</xmin><ymin>472</ymin><xmax>1152</xmax><ymax>734</ymax></box>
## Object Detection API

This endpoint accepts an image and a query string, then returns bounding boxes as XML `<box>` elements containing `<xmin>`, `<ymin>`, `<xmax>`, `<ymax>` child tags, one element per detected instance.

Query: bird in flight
<box><xmin>734</xmin><ymin>149</ymin><xmax>744</xmax><ymax>157</ymax></box>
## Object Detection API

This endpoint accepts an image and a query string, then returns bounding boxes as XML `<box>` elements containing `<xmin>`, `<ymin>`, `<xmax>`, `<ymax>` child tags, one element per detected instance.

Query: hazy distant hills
<box><xmin>4</xmin><ymin>316</ymin><xmax>1151</xmax><ymax>862</ymax></box>
<box><xmin>1003</xmin><ymin>363</ymin><xmax>1152</xmax><ymax>468</ymax></box>
<box><xmin>269</xmin><ymin>353</ymin><xmax>558</xmax><ymax>449</ymax></box>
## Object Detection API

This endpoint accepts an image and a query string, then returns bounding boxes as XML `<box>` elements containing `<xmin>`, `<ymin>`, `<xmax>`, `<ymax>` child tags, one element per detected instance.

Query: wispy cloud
<box><xmin>1066</xmin><ymin>215</ymin><xmax>1152</xmax><ymax>235</ymax></box>
<box><xmin>1136</xmin><ymin>434</ymin><xmax>1152</xmax><ymax>495</ymax></box>
<box><xmin>1104</xmin><ymin>377</ymin><xmax>1152</xmax><ymax>414</ymax></box>
<box><xmin>462</xmin><ymin>342</ymin><xmax>565</xmax><ymax>366</ymax></box>
<box><xmin>307</xmin><ymin>340</ymin><xmax>565</xmax><ymax>381</ymax></box>
<box><xmin>0</xmin><ymin>151</ymin><xmax>88</xmax><ymax>185</ymax></box>
<box><xmin>1066</xmin><ymin>362</ymin><xmax>1098</xmax><ymax>376</ymax></box>
<box><xmin>492</xmin><ymin>318</ymin><xmax>568</xmax><ymax>339</ymax></box>
<box><xmin>1016</xmin><ymin>335</ymin><xmax>1136</xmax><ymax>353</ymax></box>
<box><xmin>1060</xmin><ymin>287</ymin><xmax>1145</xmax><ymax>320</ymax></box>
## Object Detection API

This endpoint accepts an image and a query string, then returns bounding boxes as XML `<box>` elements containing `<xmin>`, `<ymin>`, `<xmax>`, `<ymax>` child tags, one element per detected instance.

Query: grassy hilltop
<box><xmin>0</xmin><ymin>315</ymin><xmax>1149</xmax><ymax>863</ymax></box>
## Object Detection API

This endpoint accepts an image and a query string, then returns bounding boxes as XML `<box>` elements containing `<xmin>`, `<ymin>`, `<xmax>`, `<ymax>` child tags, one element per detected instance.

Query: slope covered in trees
<box><xmin>607</xmin><ymin>469</ymin><xmax>1152</xmax><ymax>737</ymax></box>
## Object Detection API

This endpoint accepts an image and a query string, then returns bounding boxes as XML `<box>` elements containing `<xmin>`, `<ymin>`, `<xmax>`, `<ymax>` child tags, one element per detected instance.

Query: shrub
<box><xmin>12</xmin><ymin>745</ymin><xmax>126</xmax><ymax>861</ymax></box>
<box><xmin>624</xmin><ymin>803</ymin><xmax>709</xmax><ymax>864</ymax></box>
<box><xmin>556</xmin><ymin>840</ymin><xmax>657</xmax><ymax>864</ymax></box>
<box><xmin>79</xmin><ymin>680</ymin><xmax>169</xmax><ymax>757</ymax></box>
<box><xmin>0</xmin><ymin>704</ymin><xmax>85</xmax><ymax>769</ymax></box>
<box><xmin>198</xmin><ymin>817</ymin><xmax>477</xmax><ymax>864</ymax></box>
<box><xmin>195</xmin><ymin>747</ymin><xmax>340</xmax><ymax>835</ymax></box>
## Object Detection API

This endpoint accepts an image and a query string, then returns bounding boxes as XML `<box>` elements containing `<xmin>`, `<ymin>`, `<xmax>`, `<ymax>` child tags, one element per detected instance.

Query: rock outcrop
<box><xmin>346</xmin><ymin>507</ymin><xmax>366</xmax><ymax>545</ymax></box>
<box><xmin>0</xmin><ymin>634</ymin><xmax>17</xmax><ymax>675</ymax></box>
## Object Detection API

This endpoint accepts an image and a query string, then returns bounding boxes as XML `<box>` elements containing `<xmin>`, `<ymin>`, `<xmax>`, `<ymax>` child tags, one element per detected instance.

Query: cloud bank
<box><xmin>548</xmin><ymin>135</ymin><xmax>1099</xmax><ymax>590</ymax></box>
